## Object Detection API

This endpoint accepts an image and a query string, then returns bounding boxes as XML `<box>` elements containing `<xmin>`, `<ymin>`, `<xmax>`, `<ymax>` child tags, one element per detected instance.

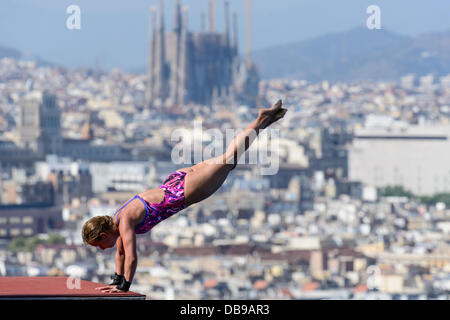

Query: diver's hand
<box><xmin>95</xmin><ymin>285</ymin><xmax>117</xmax><ymax>292</ymax></box>
<box><xmin>95</xmin><ymin>285</ymin><xmax>124</xmax><ymax>294</ymax></box>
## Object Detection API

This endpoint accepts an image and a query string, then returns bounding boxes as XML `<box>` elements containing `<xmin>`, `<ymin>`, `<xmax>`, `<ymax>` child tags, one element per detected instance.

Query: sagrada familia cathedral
<box><xmin>146</xmin><ymin>0</ymin><xmax>260</xmax><ymax>109</ymax></box>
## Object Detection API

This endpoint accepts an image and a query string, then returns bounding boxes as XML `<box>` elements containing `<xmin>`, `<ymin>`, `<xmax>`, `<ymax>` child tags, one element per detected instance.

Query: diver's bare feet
<box><xmin>257</xmin><ymin>99</ymin><xmax>288</xmax><ymax>129</ymax></box>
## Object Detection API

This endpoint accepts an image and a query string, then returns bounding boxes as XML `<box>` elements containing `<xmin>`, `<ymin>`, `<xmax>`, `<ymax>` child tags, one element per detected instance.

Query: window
<box><xmin>0</xmin><ymin>229</ymin><xmax>6</xmax><ymax>237</ymax></box>
<box><xmin>22</xmin><ymin>216</ymin><xmax>33</xmax><ymax>224</ymax></box>
<box><xmin>0</xmin><ymin>217</ymin><xmax>7</xmax><ymax>224</ymax></box>
<box><xmin>10</xmin><ymin>229</ymin><xmax>20</xmax><ymax>236</ymax></box>
<box><xmin>9</xmin><ymin>217</ymin><xmax>21</xmax><ymax>224</ymax></box>
<box><xmin>23</xmin><ymin>228</ymin><xmax>33</xmax><ymax>236</ymax></box>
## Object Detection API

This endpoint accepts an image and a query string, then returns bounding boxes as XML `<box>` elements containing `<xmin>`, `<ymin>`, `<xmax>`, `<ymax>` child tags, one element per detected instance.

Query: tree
<box><xmin>381</xmin><ymin>186</ymin><xmax>414</xmax><ymax>198</ymax></box>
<box><xmin>8</xmin><ymin>238</ymin><xmax>27</xmax><ymax>252</ymax></box>
<box><xmin>419</xmin><ymin>193</ymin><xmax>450</xmax><ymax>207</ymax></box>
<box><xmin>47</xmin><ymin>233</ymin><xmax>66</xmax><ymax>245</ymax></box>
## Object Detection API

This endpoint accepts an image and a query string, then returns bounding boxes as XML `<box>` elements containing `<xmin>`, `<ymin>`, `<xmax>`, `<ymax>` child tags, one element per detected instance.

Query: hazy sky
<box><xmin>1</xmin><ymin>0</ymin><xmax>449</xmax><ymax>71</ymax></box>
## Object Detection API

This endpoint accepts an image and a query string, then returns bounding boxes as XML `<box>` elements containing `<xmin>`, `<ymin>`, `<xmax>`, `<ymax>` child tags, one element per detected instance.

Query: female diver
<box><xmin>82</xmin><ymin>100</ymin><xmax>287</xmax><ymax>293</ymax></box>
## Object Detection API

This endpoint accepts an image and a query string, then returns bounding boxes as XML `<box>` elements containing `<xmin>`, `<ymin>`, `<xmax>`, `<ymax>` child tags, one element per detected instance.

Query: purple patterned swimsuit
<box><xmin>114</xmin><ymin>170</ymin><xmax>187</xmax><ymax>234</ymax></box>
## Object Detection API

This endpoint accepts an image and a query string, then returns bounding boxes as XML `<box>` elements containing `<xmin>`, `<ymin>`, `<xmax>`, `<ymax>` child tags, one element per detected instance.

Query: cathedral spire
<box><xmin>146</xmin><ymin>6</ymin><xmax>157</xmax><ymax>107</ymax></box>
<box><xmin>177</xmin><ymin>6</ymin><xmax>189</xmax><ymax>106</ymax></box>
<box><xmin>170</xmin><ymin>0</ymin><xmax>183</xmax><ymax>106</ymax></box>
<box><xmin>174</xmin><ymin>0</ymin><xmax>182</xmax><ymax>33</ymax></box>
<box><xmin>224</xmin><ymin>0</ymin><xmax>230</xmax><ymax>46</ymax></box>
<box><xmin>159</xmin><ymin>0</ymin><xmax>164</xmax><ymax>30</ymax></box>
<box><xmin>154</xmin><ymin>0</ymin><xmax>168</xmax><ymax>105</ymax></box>
<box><xmin>246</xmin><ymin>0</ymin><xmax>252</xmax><ymax>69</ymax></box>
<box><xmin>209</xmin><ymin>0</ymin><xmax>215</xmax><ymax>33</ymax></box>
<box><xmin>232</xmin><ymin>12</ymin><xmax>238</xmax><ymax>51</ymax></box>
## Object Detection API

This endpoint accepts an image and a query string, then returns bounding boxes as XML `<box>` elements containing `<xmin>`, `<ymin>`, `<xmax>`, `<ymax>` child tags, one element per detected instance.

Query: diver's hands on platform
<box><xmin>95</xmin><ymin>276</ymin><xmax>132</xmax><ymax>293</ymax></box>
<box><xmin>93</xmin><ymin>272</ymin><xmax>127</xmax><ymax>293</ymax></box>
<box><xmin>95</xmin><ymin>285</ymin><xmax>124</xmax><ymax>293</ymax></box>
<box><xmin>95</xmin><ymin>286</ymin><xmax>128</xmax><ymax>293</ymax></box>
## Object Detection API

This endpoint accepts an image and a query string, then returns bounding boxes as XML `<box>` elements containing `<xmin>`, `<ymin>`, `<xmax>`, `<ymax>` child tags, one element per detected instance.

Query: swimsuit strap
<box><xmin>134</xmin><ymin>195</ymin><xmax>149</xmax><ymax>230</ymax></box>
<box><xmin>114</xmin><ymin>195</ymin><xmax>138</xmax><ymax>223</ymax></box>
<box><xmin>114</xmin><ymin>195</ymin><xmax>150</xmax><ymax>231</ymax></box>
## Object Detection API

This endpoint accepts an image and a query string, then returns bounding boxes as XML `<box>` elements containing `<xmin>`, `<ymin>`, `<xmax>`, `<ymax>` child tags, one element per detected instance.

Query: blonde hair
<box><xmin>82</xmin><ymin>215</ymin><xmax>115</xmax><ymax>245</ymax></box>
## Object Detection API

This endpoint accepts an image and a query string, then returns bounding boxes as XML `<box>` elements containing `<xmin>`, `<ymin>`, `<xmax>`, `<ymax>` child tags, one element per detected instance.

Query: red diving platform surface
<box><xmin>0</xmin><ymin>277</ymin><xmax>146</xmax><ymax>300</ymax></box>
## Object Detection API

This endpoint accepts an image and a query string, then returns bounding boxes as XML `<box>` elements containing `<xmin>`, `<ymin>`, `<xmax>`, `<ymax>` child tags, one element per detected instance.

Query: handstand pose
<box><xmin>82</xmin><ymin>100</ymin><xmax>287</xmax><ymax>293</ymax></box>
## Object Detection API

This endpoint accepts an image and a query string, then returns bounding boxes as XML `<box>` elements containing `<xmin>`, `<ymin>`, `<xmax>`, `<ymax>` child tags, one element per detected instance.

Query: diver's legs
<box><xmin>181</xmin><ymin>100</ymin><xmax>287</xmax><ymax>207</ymax></box>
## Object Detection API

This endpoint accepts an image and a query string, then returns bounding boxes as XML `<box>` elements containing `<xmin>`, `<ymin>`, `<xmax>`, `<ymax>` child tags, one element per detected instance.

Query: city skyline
<box><xmin>1</xmin><ymin>57</ymin><xmax>449</xmax><ymax>298</ymax></box>
<box><xmin>1</xmin><ymin>0</ymin><xmax>449</xmax><ymax>301</ymax></box>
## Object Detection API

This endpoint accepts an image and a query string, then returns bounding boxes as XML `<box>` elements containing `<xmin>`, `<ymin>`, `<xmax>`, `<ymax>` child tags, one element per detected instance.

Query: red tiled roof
<box><xmin>253</xmin><ymin>280</ymin><xmax>268</xmax><ymax>290</ymax></box>
<box><xmin>354</xmin><ymin>284</ymin><xmax>368</xmax><ymax>293</ymax></box>
<box><xmin>303</xmin><ymin>282</ymin><xmax>319</xmax><ymax>291</ymax></box>
<box><xmin>280</xmin><ymin>288</ymin><xmax>294</xmax><ymax>299</ymax></box>
<box><xmin>204</xmin><ymin>279</ymin><xmax>218</xmax><ymax>289</ymax></box>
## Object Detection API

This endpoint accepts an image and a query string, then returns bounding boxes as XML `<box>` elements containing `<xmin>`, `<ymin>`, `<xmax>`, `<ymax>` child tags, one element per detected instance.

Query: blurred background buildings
<box><xmin>0</xmin><ymin>0</ymin><xmax>449</xmax><ymax>300</ymax></box>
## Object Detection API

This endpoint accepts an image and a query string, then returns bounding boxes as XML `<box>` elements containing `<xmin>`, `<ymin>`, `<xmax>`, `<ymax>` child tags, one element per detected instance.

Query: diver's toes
<box><xmin>273</xmin><ymin>100</ymin><xmax>282</xmax><ymax>111</ymax></box>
